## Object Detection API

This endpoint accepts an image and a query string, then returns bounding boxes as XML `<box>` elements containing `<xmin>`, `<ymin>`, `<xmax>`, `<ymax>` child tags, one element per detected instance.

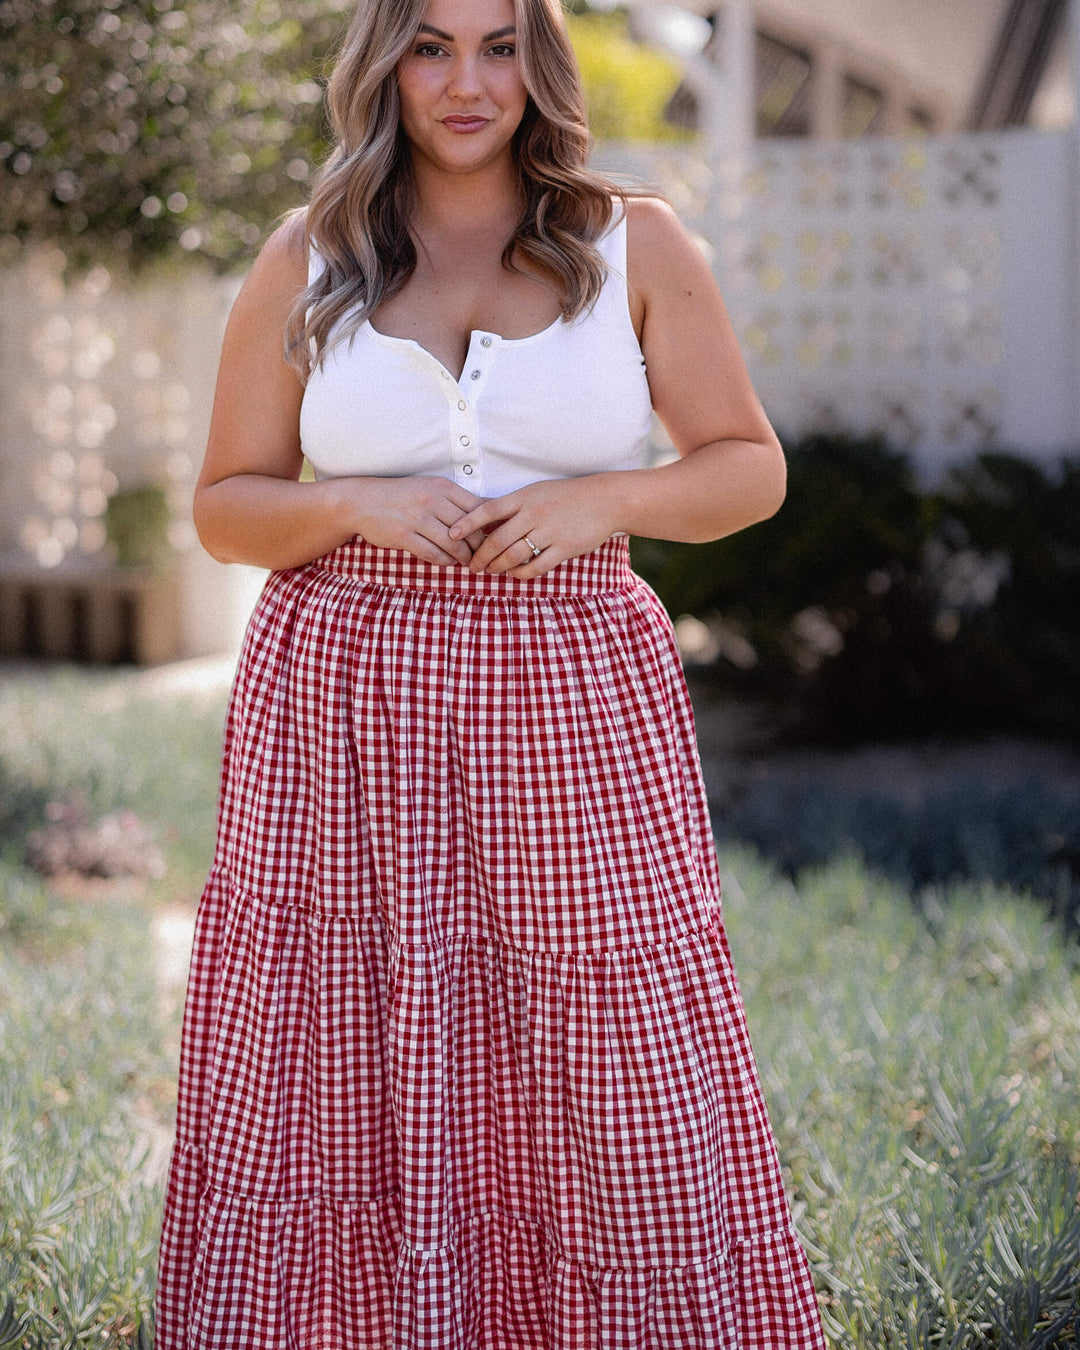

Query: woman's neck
<box><xmin>408</xmin><ymin>154</ymin><xmax>523</xmax><ymax>241</ymax></box>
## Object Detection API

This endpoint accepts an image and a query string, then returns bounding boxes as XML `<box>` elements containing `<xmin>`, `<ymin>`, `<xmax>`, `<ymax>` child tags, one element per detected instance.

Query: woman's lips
<box><xmin>442</xmin><ymin>116</ymin><xmax>489</xmax><ymax>133</ymax></box>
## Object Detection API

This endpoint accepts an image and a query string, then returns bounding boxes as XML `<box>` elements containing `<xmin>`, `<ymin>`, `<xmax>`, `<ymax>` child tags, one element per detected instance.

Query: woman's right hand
<box><xmin>339</xmin><ymin>474</ymin><xmax>486</xmax><ymax>567</ymax></box>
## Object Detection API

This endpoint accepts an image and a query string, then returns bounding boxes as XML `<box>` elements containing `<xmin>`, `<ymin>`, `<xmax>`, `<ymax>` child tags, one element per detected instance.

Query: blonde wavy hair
<box><xmin>284</xmin><ymin>0</ymin><xmax>624</xmax><ymax>377</ymax></box>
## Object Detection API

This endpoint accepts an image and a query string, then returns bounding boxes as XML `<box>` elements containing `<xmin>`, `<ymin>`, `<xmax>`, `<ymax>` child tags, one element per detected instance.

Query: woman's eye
<box><xmin>488</xmin><ymin>43</ymin><xmax>515</xmax><ymax>57</ymax></box>
<box><xmin>415</xmin><ymin>42</ymin><xmax>445</xmax><ymax>57</ymax></box>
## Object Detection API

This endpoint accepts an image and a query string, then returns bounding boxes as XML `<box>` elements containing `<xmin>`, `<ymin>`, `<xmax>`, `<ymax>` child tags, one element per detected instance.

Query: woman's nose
<box><xmin>447</xmin><ymin>56</ymin><xmax>482</xmax><ymax>99</ymax></box>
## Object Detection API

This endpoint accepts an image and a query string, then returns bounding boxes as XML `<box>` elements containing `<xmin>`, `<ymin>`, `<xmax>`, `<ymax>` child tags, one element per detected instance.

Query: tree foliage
<box><xmin>0</xmin><ymin>0</ymin><xmax>345</xmax><ymax>270</ymax></box>
<box><xmin>565</xmin><ymin>11</ymin><xmax>684</xmax><ymax>142</ymax></box>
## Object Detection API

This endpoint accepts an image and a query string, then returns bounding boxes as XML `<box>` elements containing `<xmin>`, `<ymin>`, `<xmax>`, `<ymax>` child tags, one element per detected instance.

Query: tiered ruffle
<box><xmin>163</xmin><ymin>1137</ymin><xmax>821</xmax><ymax>1348</ymax></box>
<box><xmin>156</xmin><ymin>539</ymin><xmax>825</xmax><ymax>1348</ymax></box>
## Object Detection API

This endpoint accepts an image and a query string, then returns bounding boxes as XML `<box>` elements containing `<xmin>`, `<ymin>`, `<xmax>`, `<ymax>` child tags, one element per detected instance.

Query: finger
<box><xmin>507</xmin><ymin>547</ymin><xmax>564</xmax><ymax>580</ymax></box>
<box><xmin>444</xmin><ymin>485</ymin><xmax>486</xmax><ymax>514</ymax></box>
<box><xmin>481</xmin><ymin>537</ymin><xmax>543</xmax><ymax>575</ymax></box>
<box><xmin>409</xmin><ymin>533</ymin><xmax>469</xmax><ymax>567</ymax></box>
<box><xmin>466</xmin><ymin>517</ymin><xmax>536</xmax><ymax>571</ymax></box>
<box><xmin>449</xmin><ymin>496</ymin><xmax>517</xmax><ymax>541</ymax></box>
<box><xmin>430</xmin><ymin>531</ymin><xmax>473</xmax><ymax>565</ymax></box>
<box><xmin>431</xmin><ymin>509</ymin><xmax>478</xmax><ymax>561</ymax></box>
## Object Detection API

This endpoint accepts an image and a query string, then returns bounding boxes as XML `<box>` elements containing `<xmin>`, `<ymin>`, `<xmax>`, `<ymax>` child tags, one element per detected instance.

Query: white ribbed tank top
<box><xmin>299</xmin><ymin>212</ymin><xmax>653</xmax><ymax>498</ymax></box>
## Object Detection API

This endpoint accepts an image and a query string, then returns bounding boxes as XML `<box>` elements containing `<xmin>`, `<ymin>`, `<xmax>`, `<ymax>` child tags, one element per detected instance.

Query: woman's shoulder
<box><xmin>253</xmin><ymin>210</ymin><xmax>310</xmax><ymax>287</ymax></box>
<box><xmin>623</xmin><ymin>194</ymin><xmax>684</xmax><ymax>249</ymax></box>
<box><xmin>624</xmin><ymin>194</ymin><xmax>700</xmax><ymax>261</ymax></box>
<box><xmin>624</xmin><ymin>194</ymin><xmax>716</xmax><ymax>302</ymax></box>
<box><xmin>226</xmin><ymin>213</ymin><xmax>309</xmax><ymax>314</ymax></box>
<box><xmin>224</xmin><ymin>211</ymin><xmax>309</xmax><ymax>335</ymax></box>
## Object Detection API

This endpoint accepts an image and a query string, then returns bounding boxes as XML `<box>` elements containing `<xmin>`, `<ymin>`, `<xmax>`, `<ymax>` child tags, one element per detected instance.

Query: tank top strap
<box><xmin>308</xmin><ymin>237</ymin><xmax>327</xmax><ymax>287</ymax></box>
<box><xmin>597</xmin><ymin>203</ymin><xmax>629</xmax><ymax>275</ymax></box>
<box><xmin>590</xmin><ymin>204</ymin><xmax>638</xmax><ymax>342</ymax></box>
<box><xmin>594</xmin><ymin>205</ymin><xmax>629</xmax><ymax>292</ymax></box>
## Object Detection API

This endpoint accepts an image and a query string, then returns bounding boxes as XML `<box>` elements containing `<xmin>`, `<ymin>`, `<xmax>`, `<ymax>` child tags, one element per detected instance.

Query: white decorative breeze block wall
<box><xmin>597</xmin><ymin>126</ymin><xmax>1079</xmax><ymax>473</ymax></box>
<box><xmin>0</xmin><ymin>250</ymin><xmax>265</xmax><ymax>654</ymax></box>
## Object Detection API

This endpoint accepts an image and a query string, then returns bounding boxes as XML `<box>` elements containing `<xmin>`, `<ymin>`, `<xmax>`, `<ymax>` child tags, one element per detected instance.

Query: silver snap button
<box><xmin>457</xmin><ymin>400</ymin><xmax>467</xmax><ymax>411</ymax></box>
<box><xmin>470</xmin><ymin>370</ymin><xmax>481</xmax><ymax>380</ymax></box>
<box><xmin>462</xmin><ymin>464</ymin><xmax>474</xmax><ymax>475</ymax></box>
<box><xmin>440</xmin><ymin>370</ymin><xmax>451</xmax><ymax>380</ymax></box>
<box><xmin>460</xmin><ymin>435</ymin><xmax>470</xmax><ymax>446</ymax></box>
<box><xmin>480</xmin><ymin>336</ymin><xmax>493</xmax><ymax>348</ymax></box>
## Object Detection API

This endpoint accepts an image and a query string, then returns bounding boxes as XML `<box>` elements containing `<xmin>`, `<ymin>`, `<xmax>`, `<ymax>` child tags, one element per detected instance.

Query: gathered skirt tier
<box><xmin>156</xmin><ymin>535</ymin><xmax>825</xmax><ymax>1349</ymax></box>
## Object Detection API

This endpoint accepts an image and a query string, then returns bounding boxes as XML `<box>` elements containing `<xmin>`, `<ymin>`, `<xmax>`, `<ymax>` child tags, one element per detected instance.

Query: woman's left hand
<box><xmin>449</xmin><ymin>475</ymin><xmax>624</xmax><ymax>577</ymax></box>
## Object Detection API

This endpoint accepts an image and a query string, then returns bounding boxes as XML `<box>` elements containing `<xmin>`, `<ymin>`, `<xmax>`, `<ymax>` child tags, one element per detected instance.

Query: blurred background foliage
<box><xmin>565</xmin><ymin>10</ymin><xmax>685</xmax><ymax>141</ymax></box>
<box><xmin>0</xmin><ymin>0</ymin><xmax>344</xmax><ymax>270</ymax></box>
<box><xmin>0</xmin><ymin>0</ymin><xmax>681</xmax><ymax>272</ymax></box>
<box><xmin>633</xmin><ymin>441</ymin><xmax>1080</xmax><ymax>745</ymax></box>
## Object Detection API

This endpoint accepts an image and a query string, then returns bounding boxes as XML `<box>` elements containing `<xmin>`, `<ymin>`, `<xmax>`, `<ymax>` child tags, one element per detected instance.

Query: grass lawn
<box><xmin>1</xmin><ymin>665</ymin><xmax>1078</xmax><ymax>1347</ymax></box>
<box><xmin>725</xmin><ymin>854</ymin><xmax>1080</xmax><ymax>1348</ymax></box>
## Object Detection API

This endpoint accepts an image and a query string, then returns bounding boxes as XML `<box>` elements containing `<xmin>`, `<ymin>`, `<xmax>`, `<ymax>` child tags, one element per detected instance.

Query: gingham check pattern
<box><xmin>156</xmin><ymin>536</ymin><xmax>826</xmax><ymax>1349</ymax></box>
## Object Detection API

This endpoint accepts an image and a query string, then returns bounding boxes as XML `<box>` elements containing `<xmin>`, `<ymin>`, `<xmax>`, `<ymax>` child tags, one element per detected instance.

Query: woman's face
<box><xmin>396</xmin><ymin>0</ymin><xmax>529</xmax><ymax>178</ymax></box>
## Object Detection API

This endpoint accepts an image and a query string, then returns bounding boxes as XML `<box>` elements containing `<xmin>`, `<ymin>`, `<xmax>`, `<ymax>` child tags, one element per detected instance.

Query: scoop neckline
<box><xmin>362</xmin><ymin>313</ymin><xmax>566</xmax><ymax>368</ymax></box>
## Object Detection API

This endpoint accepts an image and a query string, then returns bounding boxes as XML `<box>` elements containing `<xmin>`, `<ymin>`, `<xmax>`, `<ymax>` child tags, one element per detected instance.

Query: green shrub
<box><xmin>633</xmin><ymin>438</ymin><xmax>1080</xmax><ymax>742</ymax></box>
<box><xmin>941</xmin><ymin>454</ymin><xmax>1080</xmax><ymax>736</ymax></box>
<box><xmin>717</xmin><ymin>775</ymin><xmax>1080</xmax><ymax>931</ymax></box>
<box><xmin>105</xmin><ymin>486</ymin><xmax>172</xmax><ymax>572</ymax></box>
<box><xmin>634</xmin><ymin>432</ymin><xmax>941</xmax><ymax>738</ymax></box>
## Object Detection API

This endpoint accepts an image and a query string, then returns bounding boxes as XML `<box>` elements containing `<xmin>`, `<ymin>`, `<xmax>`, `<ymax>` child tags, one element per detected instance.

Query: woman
<box><xmin>156</xmin><ymin>0</ymin><xmax>827</xmax><ymax>1342</ymax></box>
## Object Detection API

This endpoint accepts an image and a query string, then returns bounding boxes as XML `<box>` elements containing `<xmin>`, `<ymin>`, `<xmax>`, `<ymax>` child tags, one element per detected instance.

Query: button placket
<box><xmin>419</xmin><ymin>352</ymin><xmax>475</xmax><ymax>486</ymax></box>
<box><xmin>448</xmin><ymin>332</ymin><xmax>498</xmax><ymax>489</ymax></box>
<box><xmin>445</xmin><ymin>367</ymin><xmax>480</xmax><ymax>490</ymax></box>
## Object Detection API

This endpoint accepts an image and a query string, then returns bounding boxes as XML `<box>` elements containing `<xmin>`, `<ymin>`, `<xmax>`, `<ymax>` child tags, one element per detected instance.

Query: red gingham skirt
<box><xmin>156</xmin><ymin>536</ymin><xmax>825</xmax><ymax>1349</ymax></box>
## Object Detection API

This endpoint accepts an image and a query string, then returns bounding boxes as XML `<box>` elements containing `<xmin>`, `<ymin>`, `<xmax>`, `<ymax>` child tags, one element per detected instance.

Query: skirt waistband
<box><xmin>306</xmin><ymin>534</ymin><xmax>637</xmax><ymax>597</ymax></box>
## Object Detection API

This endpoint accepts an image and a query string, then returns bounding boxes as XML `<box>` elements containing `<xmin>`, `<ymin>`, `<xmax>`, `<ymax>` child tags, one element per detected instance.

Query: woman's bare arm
<box><xmin>615</xmin><ymin>194</ymin><xmax>786</xmax><ymax>542</ymax></box>
<box><xmin>449</xmin><ymin>197</ymin><xmax>785</xmax><ymax>575</ymax></box>
<box><xmin>193</xmin><ymin>218</ymin><xmax>481</xmax><ymax>570</ymax></box>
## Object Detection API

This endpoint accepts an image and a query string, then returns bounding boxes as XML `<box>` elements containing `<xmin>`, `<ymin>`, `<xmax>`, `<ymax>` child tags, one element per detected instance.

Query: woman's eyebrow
<box><xmin>416</xmin><ymin>23</ymin><xmax>517</xmax><ymax>41</ymax></box>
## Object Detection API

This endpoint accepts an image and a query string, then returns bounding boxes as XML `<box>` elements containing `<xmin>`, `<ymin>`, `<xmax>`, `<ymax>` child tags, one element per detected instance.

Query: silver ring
<box><xmin>523</xmin><ymin>535</ymin><xmax>542</xmax><ymax>558</ymax></box>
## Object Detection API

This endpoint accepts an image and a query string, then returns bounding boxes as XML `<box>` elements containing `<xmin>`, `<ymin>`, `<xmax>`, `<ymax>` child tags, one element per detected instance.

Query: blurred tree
<box><xmin>0</xmin><ymin>0</ymin><xmax>344</xmax><ymax>270</ymax></box>
<box><xmin>565</xmin><ymin>11</ymin><xmax>685</xmax><ymax>142</ymax></box>
<box><xmin>0</xmin><ymin>1</ymin><xmax>683</xmax><ymax>272</ymax></box>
